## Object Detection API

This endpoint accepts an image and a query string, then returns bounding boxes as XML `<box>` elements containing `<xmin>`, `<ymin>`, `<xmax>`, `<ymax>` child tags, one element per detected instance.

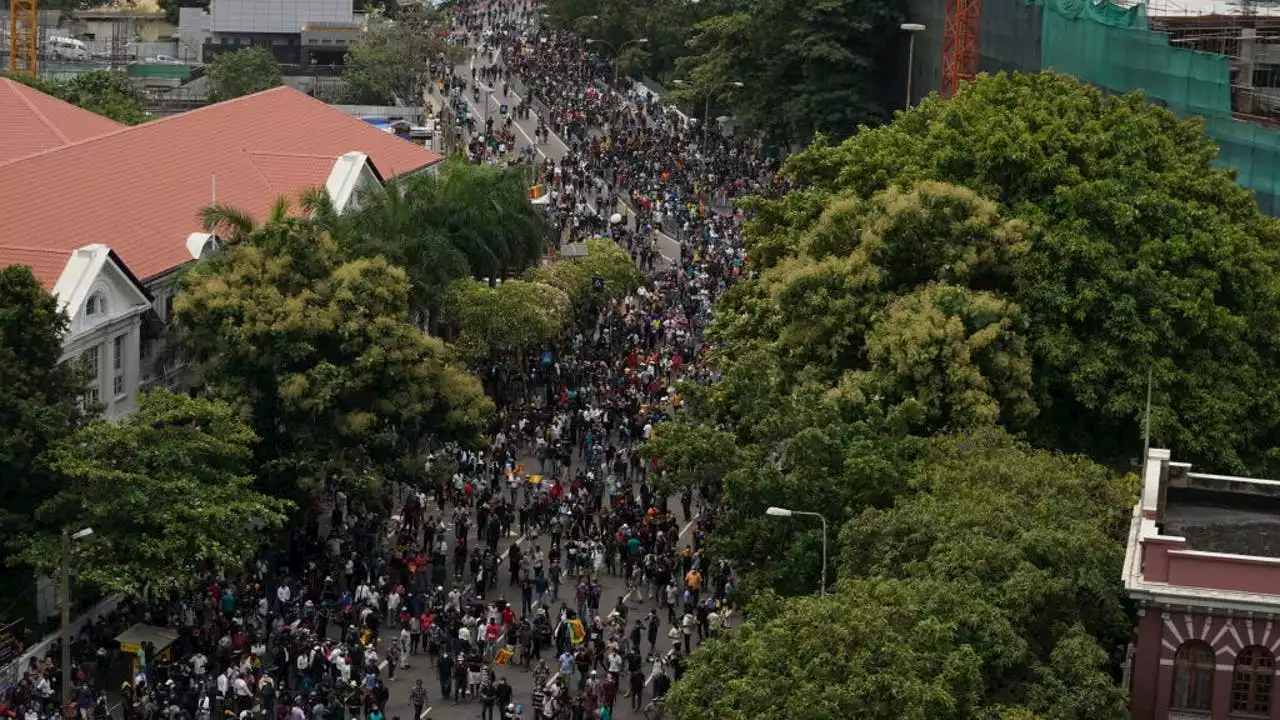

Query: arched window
<box><xmin>1234</xmin><ymin>645</ymin><xmax>1275</xmax><ymax>714</ymax></box>
<box><xmin>85</xmin><ymin>293</ymin><xmax>106</xmax><ymax>318</ymax></box>
<box><xmin>1172</xmin><ymin>640</ymin><xmax>1215</xmax><ymax>710</ymax></box>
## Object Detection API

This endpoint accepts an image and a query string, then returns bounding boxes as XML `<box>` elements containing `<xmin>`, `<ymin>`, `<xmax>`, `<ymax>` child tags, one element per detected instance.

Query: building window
<box><xmin>83</xmin><ymin>345</ymin><xmax>101</xmax><ymax>405</ymax></box>
<box><xmin>85</xmin><ymin>293</ymin><xmax>106</xmax><ymax>317</ymax></box>
<box><xmin>1234</xmin><ymin>645</ymin><xmax>1275</xmax><ymax>714</ymax></box>
<box><xmin>112</xmin><ymin>334</ymin><xmax>126</xmax><ymax>398</ymax></box>
<box><xmin>1172</xmin><ymin>640</ymin><xmax>1216</xmax><ymax>711</ymax></box>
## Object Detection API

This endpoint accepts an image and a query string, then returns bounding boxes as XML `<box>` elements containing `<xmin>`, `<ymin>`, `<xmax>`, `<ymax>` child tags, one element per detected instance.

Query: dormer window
<box><xmin>85</xmin><ymin>293</ymin><xmax>106</xmax><ymax>317</ymax></box>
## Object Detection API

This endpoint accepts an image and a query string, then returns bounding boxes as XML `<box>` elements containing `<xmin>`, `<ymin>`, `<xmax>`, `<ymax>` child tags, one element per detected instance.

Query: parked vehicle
<box><xmin>46</xmin><ymin>35</ymin><xmax>90</xmax><ymax>61</ymax></box>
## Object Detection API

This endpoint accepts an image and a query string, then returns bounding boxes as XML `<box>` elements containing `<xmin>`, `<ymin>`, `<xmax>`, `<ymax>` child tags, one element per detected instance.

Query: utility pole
<box><xmin>60</xmin><ymin>529</ymin><xmax>72</xmax><ymax>711</ymax></box>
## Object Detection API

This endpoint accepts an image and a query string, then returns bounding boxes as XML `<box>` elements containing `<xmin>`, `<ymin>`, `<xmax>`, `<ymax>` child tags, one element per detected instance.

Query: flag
<box><xmin>568</xmin><ymin>618</ymin><xmax>586</xmax><ymax>646</ymax></box>
<box><xmin>493</xmin><ymin>647</ymin><xmax>513</xmax><ymax>665</ymax></box>
<box><xmin>528</xmin><ymin>183</ymin><xmax>546</xmax><ymax>200</ymax></box>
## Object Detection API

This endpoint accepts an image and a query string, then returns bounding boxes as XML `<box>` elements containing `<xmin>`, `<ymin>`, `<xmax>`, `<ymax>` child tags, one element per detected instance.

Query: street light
<box><xmin>585</xmin><ymin>37</ymin><xmax>649</xmax><ymax>84</ymax></box>
<box><xmin>61</xmin><ymin>526</ymin><xmax>93</xmax><ymax>708</ymax></box>
<box><xmin>672</xmin><ymin>79</ymin><xmax>744</xmax><ymax>165</ymax></box>
<box><xmin>764</xmin><ymin>507</ymin><xmax>828</xmax><ymax>596</ymax></box>
<box><xmin>901</xmin><ymin>23</ymin><xmax>926</xmax><ymax>110</ymax></box>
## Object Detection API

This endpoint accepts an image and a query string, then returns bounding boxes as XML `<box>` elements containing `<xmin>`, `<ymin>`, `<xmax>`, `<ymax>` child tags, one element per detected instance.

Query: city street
<box><xmin>371</xmin><ymin>472</ymin><xmax>701</xmax><ymax>720</ymax></box>
<box><xmin>433</xmin><ymin>47</ymin><xmax>684</xmax><ymax>266</ymax></box>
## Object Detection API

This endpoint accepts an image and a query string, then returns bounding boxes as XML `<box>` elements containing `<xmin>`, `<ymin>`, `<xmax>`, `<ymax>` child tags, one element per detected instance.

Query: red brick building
<box><xmin>1126</xmin><ymin>448</ymin><xmax>1280</xmax><ymax>719</ymax></box>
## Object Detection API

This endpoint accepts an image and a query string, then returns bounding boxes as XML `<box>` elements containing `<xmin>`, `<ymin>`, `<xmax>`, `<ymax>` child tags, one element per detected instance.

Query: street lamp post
<box><xmin>765</xmin><ymin>506</ymin><xmax>827</xmax><ymax>596</ymax></box>
<box><xmin>585</xmin><ymin>37</ymin><xmax>649</xmax><ymax>85</ymax></box>
<box><xmin>61</xmin><ymin>527</ymin><xmax>93</xmax><ymax>709</ymax></box>
<box><xmin>901</xmin><ymin>23</ymin><xmax>926</xmax><ymax>110</ymax></box>
<box><xmin>672</xmin><ymin>79</ymin><xmax>744</xmax><ymax>166</ymax></box>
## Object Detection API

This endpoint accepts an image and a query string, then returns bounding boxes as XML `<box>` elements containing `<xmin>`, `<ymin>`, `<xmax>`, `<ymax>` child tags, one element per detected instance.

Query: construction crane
<box><xmin>941</xmin><ymin>0</ymin><xmax>980</xmax><ymax>98</ymax></box>
<box><xmin>8</xmin><ymin>0</ymin><xmax>39</xmax><ymax>76</ymax></box>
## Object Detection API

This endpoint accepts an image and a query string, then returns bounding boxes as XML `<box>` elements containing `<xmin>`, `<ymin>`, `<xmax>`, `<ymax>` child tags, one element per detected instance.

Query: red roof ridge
<box><xmin>0</xmin><ymin>85</ymin><xmax>300</xmax><ymax>171</ymax></box>
<box><xmin>0</xmin><ymin>243</ymin><xmax>70</xmax><ymax>255</ymax></box>
<box><xmin>2</xmin><ymin>78</ymin><xmax>73</xmax><ymax>145</ymax></box>
<box><xmin>246</xmin><ymin>149</ymin><xmax>344</xmax><ymax>160</ymax></box>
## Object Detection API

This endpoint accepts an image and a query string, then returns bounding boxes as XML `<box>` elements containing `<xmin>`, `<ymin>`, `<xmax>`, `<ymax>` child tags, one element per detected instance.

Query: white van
<box><xmin>47</xmin><ymin>36</ymin><xmax>90</xmax><ymax>61</ymax></box>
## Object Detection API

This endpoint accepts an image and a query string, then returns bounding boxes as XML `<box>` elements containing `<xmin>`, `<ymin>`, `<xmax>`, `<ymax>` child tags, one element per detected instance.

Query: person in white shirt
<box><xmin>277</xmin><ymin>583</ymin><xmax>292</xmax><ymax>608</ymax></box>
<box><xmin>189</xmin><ymin>652</ymin><xmax>208</xmax><ymax>677</ymax></box>
<box><xmin>216</xmin><ymin>670</ymin><xmax>230</xmax><ymax>698</ymax></box>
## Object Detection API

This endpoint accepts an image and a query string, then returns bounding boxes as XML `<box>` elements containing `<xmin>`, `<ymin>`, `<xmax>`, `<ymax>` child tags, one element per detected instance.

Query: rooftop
<box><xmin>1163</xmin><ymin>490</ymin><xmax>1280</xmax><ymax>558</ymax></box>
<box><xmin>1124</xmin><ymin>448</ymin><xmax>1280</xmax><ymax>612</ymax></box>
<box><xmin>0</xmin><ymin>86</ymin><xmax>442</xmax><ymax>283</ymax></box>
<box><xmin>0</xmin><ymin>246</ymin><xmax>74</xmax><ymax>290</ymax></box>
<box><xmin>0</xmin><ymin>77</ymin><xmax>123</xmax><ymax>165</ymax></box>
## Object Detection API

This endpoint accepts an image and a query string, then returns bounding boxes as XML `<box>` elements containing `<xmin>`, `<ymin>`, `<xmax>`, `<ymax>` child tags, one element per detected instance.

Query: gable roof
<box><xmin>0</xmin><ymin>77</ymin><xmax>123</xmax><ymax>165</ymax></box>
<box><xmin>0</xmin><ymin>243</ymin><xmax>149</xmax><ymax>321</ymax></box>
<box><xmin>52</xmin><ymin>244</ymin><xmax>152</xmax><ymax>321</ymax></box>
<box><xmin>0</xmin><ymin>86</ymin><xmax>443</xmax><ymax>282</ymax></box>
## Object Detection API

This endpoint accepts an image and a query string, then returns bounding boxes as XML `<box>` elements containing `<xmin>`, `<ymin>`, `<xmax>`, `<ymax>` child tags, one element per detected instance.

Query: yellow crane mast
<box><xmin>8</xmin><ymin>0</ymin><xmax>39</xmax><ymax>76</ymax></box>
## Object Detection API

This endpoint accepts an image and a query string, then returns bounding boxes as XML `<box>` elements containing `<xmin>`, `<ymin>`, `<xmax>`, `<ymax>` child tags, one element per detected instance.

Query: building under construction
<box><xmin>904</xmin><ymin>0</ymin><xmax>1280</xmax><ymax>214</ymax></box>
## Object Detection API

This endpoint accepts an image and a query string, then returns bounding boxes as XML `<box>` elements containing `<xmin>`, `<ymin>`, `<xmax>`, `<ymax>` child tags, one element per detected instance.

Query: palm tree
<box><xmin>199</xmin><ymin>197</ymin><xmax>291</xmax><ymax>243</ymax></box>
<box><xmin>339</xmin><ymin>176</ymin><xmax>471</xmax><ymax>331</ymax></box>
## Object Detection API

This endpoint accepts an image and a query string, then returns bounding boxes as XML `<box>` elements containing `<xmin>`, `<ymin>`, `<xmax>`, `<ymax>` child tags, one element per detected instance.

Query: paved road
<box><xmin>375</xmin><ymin>478</ymin><xmax>700</xmax><ymax>720</ymax></box>
<box><xmin>433</xmin><ymin>46</ymin><xmax>683</xmax><ymax>267</ymax></box>
<box><xmin>385</xmin><ymin>20</ymin><xmax>703</xmax><ymax>720</ymax></box>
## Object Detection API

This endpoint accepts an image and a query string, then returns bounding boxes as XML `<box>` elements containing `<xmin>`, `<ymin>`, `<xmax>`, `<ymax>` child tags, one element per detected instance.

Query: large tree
<box><xmin>543</xmin><ymin>0</ymin><xmax>731</xmax><ymax>81</ymax></box>
<box><xmin>0</xmin><ymin>265</ymin><xmax>89</xmax><ymax>538</ymax></box>
<box><xmin>175</xmin><ymin>215</ymin><xmax>492</xmax><ymax>504</ymax></box>
<box><xmin>441</xmin><ymin>278</ymin><xmax>570</xmax><ymax>364</ymax></box>
<box><xmin>524</xmin><ymin>238</ymin><xmax>643</xmax><ymax>315</ymax></box>
<box><xmin>663</xmin><ymin>429</ymin><xmax>1133</xmax><ymax>720</ymax></box>
<box><xmin>3</xmin><ymin>70</ymin><xmax>148</xmax><ymax>125</ymax></box>
<box><xmin>668</xmin><ymin>0</ymin><xmax>902</xmax><ymax>147</ymax></box>
<box><xmin>207</xmin><ymin>46</ymin><xmax>283</xmax><ymax>103</ymax></box>
<box><xmin>338</xmin><ymin>160</ymin><xmax>552</xmax><ymax>326</ymax></box>
<box><xmin>12</xmin><ymin>390</ymin><xmax>291</xmax><ymax>597</ymax></box>
<box><xmin>343</xmin><ymin>6</ymin><xmax>464</xmax><ymax>105</ymax></box>
<box><xmin>740</xmin><ymin>71</ymin><xmax>1280</xmax><ymax>474</ymax></box>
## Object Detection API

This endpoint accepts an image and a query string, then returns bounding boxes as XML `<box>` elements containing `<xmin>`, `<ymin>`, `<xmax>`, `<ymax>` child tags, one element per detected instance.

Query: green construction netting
<box><xmin>1020</xmin><ymin>0</ymin><xmax>1280</xmax><ymax>214</ymax></box>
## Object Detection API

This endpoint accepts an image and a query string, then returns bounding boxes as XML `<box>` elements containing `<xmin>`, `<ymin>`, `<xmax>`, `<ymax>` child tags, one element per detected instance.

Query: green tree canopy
<box><xmin>668</xmin><ymin>0</ymin><xmax>902</xmax><ymax>147</ymax></box>
<box><xmin>3</xmin><ymin>70</ymin><xmax>148</xmax><ymax>125</ymax></box>
<box><xmin>207</xmin><ymin>46</ymin><xmax>283</xmax><ymax>103</ymax></box>
<box><xmin>0</xmin><ymin>265</ymin><xmax>89</xmax><ymax>537</ymax></box>
<box><xmin>441</xmin><ymin>278</ymin><xmax>570</xmax><ymax>364</ymax></box>
<box><xmin>664</xmin><ymin>429</ymin><xmax>1133</xmax><ymax>720</ymax></box>
<box><xmin>543</xmin><ymin>0</ymin><xmax>731</xmax><ymax>81</ymax></box>
<box><xmin>725</xmin><ymin>71</ymin><xmax>1280</xmax><ymax>474</ymax></box>
<box><xmin>13</xmin><ymin>390</ymin><xmax>291</xmax><ymax>597</ymax></box>
<box><xmin>337</xmin><ymin>160</ymin><xmax>552</xmax><ymax>326</ymax></box>
<box><xmin>525</xmin><ymin>238</ymin><xmax>643</xmax><ymax>313</ymax></box>
<box><xmin>343</xmin><ymin>6</ymin><xmax>464</xmax><ymax>105</ymax></box>
<box><xmin>62</xmin><ymin>70</ymin><xmax>149</xmax><ymax>125</ymax></box>
<box><xmin>175</xmin><ymin>215</ymin><xmax>492</xmax><ymax>503</ymax></box>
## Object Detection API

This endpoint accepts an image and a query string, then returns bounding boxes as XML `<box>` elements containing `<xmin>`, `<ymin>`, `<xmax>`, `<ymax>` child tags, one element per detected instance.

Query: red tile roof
<box><xmin>0</xmin><ymin>245</ymin><xmax>71</xmax><ymax>291</ymax></box>
<box><xmin>0</xmin><ymin>77</ymin><xmax>122</xmax><ymax>165</ymax></box>
<box><xmin>248</xmin><ymin>151</ymin><xmax>346</xmax><ymax>196</ymax></box>
<box><xmin>0</xmin><ymin>86</ymin><xmax>443</xmax><ymax>282</ymax></box>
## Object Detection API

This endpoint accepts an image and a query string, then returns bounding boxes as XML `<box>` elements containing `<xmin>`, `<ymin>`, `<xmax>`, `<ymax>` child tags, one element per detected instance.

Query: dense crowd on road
<box><xmin>0</xmin><ymin>2</ymin><xmax>771</xmax><ymax>720</ymax></box>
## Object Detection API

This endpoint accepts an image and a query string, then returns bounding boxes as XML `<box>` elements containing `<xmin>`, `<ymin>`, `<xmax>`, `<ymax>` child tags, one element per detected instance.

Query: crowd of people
<box><xmin>0</xmin><ymin>2</ymin><xmax>772</xmax><ymax>720</ymax></box>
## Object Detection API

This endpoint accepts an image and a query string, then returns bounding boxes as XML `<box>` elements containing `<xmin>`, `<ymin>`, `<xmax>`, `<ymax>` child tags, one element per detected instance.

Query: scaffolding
<box><xmin>8</xmin><ymin>0</ymin><xmax>38</xmax><ymax>75</ymax></box>
<box><xmin>1016</xmin><ymin>0</ymin><xmax>1280</xmax><ymax>213</ymax></box>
